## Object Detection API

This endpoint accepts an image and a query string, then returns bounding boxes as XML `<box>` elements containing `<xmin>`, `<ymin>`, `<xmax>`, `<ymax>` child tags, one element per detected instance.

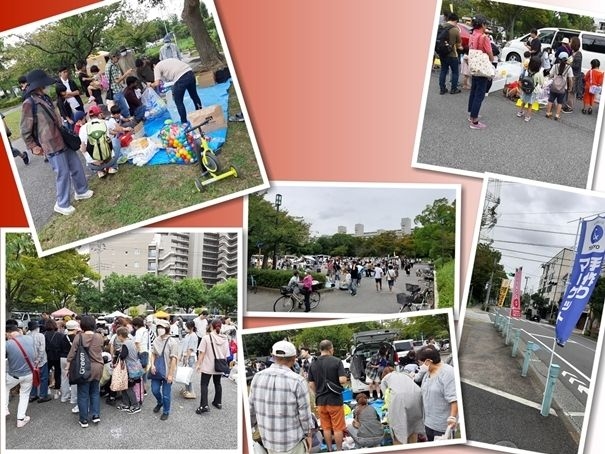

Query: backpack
<box><xmin>550</xmin><ymin>66</ymin><xmax>569</xmax><ymax>94</ymax></box>
<box><xmin>86</xmin><ymin>119</ymin><xmax>113</xmax><ymax>163</ymax></box>
<box><xmin>99</xmin><ymin>73</ymin><xmax>109</xmax><ymax>91</ymax></box>
<box><xmin>520</xmin><ymin>70</ymin><xmax>535</xmax><ymax>95</ymax></box>
<box><xmin>491</xmin><ymin>42</ymin><xmax>500</xmax><ymax>57</ymax></box>
<box><xmin>435</xmin><ymin>24</ymin><xmax>454</xmax><ymax>59</ymax></box>
<box><xmin>68</xmin><ymin>335</ymin><xmax>92</xmax><ymax>385</ymax></box>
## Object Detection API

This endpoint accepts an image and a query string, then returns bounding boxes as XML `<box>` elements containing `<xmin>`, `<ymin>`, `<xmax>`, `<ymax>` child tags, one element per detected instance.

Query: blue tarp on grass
<box><xmin>144</xmin><ymin>79</ymin><xmax>231</xmax><ymax>166</ymax></box>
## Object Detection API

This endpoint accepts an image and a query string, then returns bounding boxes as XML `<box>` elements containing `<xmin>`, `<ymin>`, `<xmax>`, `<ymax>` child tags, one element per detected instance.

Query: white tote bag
<box><xmin>175</xmin><ymin>365</ymin><xmax>194</xmax><ymax>385</ymax></box>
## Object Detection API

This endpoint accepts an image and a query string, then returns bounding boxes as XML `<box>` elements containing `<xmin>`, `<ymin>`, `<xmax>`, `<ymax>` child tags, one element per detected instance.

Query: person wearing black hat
<box><xmin>20</xmin><ymin>69</ymin><xmax>93</xmax><ymax>216</ymax></box>
<box><xmin>105</xmin><ymin>50</ymin><xmax>135</xmax><ymax>119</ymax></box>
<box><xmin>467</xmin><ymin>15</ymin><xmax>493</xmax><ymax>130</ymax></box>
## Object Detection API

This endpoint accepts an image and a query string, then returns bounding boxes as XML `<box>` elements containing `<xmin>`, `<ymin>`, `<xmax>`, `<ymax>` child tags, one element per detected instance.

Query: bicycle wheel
<box><xmin>399</xmin><ymin>303</ymin><xmax>412</xmax><ymax>313</ymax></box>
<box><xmin>309</xmin><ymin>291</ymin><xmax>320</xmax><ymax>310</ymax></box>
<box><xmin>202</xmin><ymin>152</ymin><xmax>219</xmax><ymax>174</ymax></box>
<box><xmin>273</xmin><ymin>295</ymin><xmax>295</xmax><ymax>312</ymax></box>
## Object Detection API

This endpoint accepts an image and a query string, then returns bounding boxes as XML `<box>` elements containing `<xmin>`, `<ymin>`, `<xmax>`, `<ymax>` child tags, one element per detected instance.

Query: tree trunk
<box><xmin>181</xmin><ymin>0</ymin><xmax>225</xmax><ymax>71</ymax></box>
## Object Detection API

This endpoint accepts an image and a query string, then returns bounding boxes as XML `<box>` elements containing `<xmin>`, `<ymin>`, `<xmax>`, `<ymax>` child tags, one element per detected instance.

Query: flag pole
<box><xmin>548</xmin><ymin>216</ymin><xmax>583</xmax><ymax>373</ymax></box>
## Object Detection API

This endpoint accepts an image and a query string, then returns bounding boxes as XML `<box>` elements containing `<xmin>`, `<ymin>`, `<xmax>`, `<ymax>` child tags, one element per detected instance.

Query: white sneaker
<box><xmin>74</xmin><ymin>189</ymin><xmax>94</xmax><ymax>200</ymax></box>
<box><xmin>72</xmin><ymin>405</ymin><xmax>79</xmax><ymax>413</ymax></box>
<box><xmin>54</xmin><ymin>203</ymin><xmax>75</xmax><ymax>215</ymax></box>
<box><xmin>17</xmin><ymin>416</ymin><xmax>30</xmax><ymax>428</ymax></box>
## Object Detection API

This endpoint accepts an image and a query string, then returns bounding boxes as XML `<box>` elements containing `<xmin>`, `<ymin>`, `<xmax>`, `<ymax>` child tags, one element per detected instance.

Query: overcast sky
<box><xmin>480</xmin><ymin>178</ymin><xmax>605</xmax><ymax>293</ymax></box>
<box><xmin>256</xmin><ymin>183</ymin><xmax>457</xmax><ymax>236</ymax></box>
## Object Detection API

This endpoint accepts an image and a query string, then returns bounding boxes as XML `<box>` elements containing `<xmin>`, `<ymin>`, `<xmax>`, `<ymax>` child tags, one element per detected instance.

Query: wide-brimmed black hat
<box><xmin>25</xmin><ymin>69</ymin><xmax>56</xmax><ymax>94</ymax></box>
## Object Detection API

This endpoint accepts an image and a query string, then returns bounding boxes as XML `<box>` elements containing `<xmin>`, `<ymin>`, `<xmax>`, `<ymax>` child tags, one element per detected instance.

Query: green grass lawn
<box><xmin>37</xmin><ymin>84</ymin><xmax>265</xmax><ymax>251</ymax></box>
<box><xmin>4</xmin><ymin>108</ymin><xmax>22</xmax><ymax>140</ymax></box>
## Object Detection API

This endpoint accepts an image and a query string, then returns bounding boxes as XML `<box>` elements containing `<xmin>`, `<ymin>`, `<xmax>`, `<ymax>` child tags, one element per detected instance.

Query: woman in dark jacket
<box><xmin>65</xmin><ymin>315</ymin><xmax>104</xmax><ymax>428</ymax></box>
<box><xmin>44</xmin><ymin>319</ymin><xmax>64</xmax><ymax>399</ymax></box>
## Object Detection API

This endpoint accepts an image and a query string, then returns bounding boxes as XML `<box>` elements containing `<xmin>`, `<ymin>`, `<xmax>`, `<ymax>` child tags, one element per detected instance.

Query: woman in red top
<box><xmin>467</xmin><ymin>15</ymin><xmax>493</xmax><ymax>130</ymax></box>
<box><xmin>582</xmin><ymin>59</ymin><xmax>603</xmax><ymax>115</ymax></box>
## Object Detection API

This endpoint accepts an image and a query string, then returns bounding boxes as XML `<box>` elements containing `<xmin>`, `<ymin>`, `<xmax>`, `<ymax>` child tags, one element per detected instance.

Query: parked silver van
<box><xmin>501</xmin><ymin>27</ymin><xmax>605</xmax><ymax>72</ymax></box>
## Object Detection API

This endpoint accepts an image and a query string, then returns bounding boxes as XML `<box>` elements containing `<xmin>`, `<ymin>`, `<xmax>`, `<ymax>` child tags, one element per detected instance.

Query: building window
<box><xmin>134</xmin><ymin>262</ymin><xmax>139</xmax><ymax>268</ymax></box>
<box><xmin>134</xmin><ymin>248</ymin><xmax>140</xmax><ymax>255</ymax></box>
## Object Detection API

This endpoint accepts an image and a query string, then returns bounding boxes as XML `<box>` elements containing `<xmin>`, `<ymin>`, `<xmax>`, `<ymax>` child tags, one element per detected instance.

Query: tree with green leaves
<box><xmin>102</xmin><ymin>273</ymin><xmax>145</xmax><ymax>313</ymax></box>
<box><xmin>584</xmin><ymin>278</ymin><xmax>605</xmax><ymax>336</ymax></box>
<box><xmin>75</xmin><ymin>281</ymin><xmax>104</xmax><ymax>314</ymax></box>
<box><xmin>175</xmin><ymin>277</ymin><xmax>209</xmax><ymax>312</ymax></box>
<box><xmin>207</xmin><ymin>278</ymin><xmax>237</xmax><ymax>315</ymax></box>
<box><xmin>413</xmin><ymin>198</ymin><xmax>456</xmax><ymax>261</ymax></box>
<box><xmin>292</xmin><ymin>325</ymin><xmax>355</xmax><ymax>358</ymax></box>
<box><xmin>139</xmin><ymin>274</ymin><xmax>177</xmax><ymax>311</ymax></box>
<box><xmin>469</xmin><ymin>243</ymin><xmax>505</xmax><ymax>305</ymax></box>
<box><xmin>402</xmin><ymin>314</ymin><xmax>450</xmax><ymax>341</ymax></box>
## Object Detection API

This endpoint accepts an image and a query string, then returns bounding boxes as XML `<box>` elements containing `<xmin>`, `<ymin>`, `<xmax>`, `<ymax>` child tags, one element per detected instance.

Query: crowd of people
<box><xmin>249</xmin><ymin>339</ymin><xmax>458</xmax><ymax>452</ymax></box>
<box><xmin>12</xmin><ymin>35</ymin><xmax>203</xmax><ymax>217</ymax></box>
<box><xmin>437</xmin><ymin>13</ymin><xmax>603</xmax><ymax>130</ymax></box>
<box><xmin>5</xmin><ymin>310</ymin><xmax>237</xmax><ymax>429</ymax></box>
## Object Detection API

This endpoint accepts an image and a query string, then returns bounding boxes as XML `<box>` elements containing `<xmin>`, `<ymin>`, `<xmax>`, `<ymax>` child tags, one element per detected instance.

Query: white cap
<box><xmin>271</xmin><ymin>341</ymin><xmax>297</xmax><ymax>358</ymax></box>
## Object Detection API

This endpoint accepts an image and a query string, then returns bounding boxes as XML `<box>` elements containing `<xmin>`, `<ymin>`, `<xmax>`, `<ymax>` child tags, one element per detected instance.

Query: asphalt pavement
<box><xmin>5</xmin><ymin>375</ymin><xmax>239</xmax><ymax>449</ymax></box>
<box><xmin>245</xmin><ymin>265</ymin><xmax>436</xmax><ymax>315</ymax></box>
<box><xmin>416</xmin><ymin>70</ymin><xmax>599</xmax><ymax>188</ymax></box>
<box><xmin>459</xmin><ymin>307</ymin><xmax>579</xmax><ymax>453</ymax></box>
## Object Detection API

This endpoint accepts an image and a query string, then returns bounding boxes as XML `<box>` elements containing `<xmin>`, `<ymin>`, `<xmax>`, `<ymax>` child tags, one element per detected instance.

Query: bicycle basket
<box><xmin>396</xmin><ymin>293</ymin><xmax>414</xmax><ymax>306</ymax></box>
<box><xmin>405</xmin><ymin>283</ymin><xmax>421</xmax><ymax>293</ymax></box>
<box><xmin>280</xmin><ymin>286</ymin><xmax>292</xmax><ymax>295</ymax></box>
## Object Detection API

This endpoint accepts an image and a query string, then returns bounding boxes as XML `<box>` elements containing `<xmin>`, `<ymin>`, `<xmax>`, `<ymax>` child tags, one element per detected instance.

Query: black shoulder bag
<box><xmin>210</xmin><ymin>334</ymin><xmax>230</xmax><ymax>374</ymax></box>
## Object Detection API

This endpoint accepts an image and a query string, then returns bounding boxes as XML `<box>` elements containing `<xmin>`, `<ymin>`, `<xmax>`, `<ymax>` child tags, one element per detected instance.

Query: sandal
<box><xmin>582</xmin><ymin>109</ymin><xmax>587</xmax><ymax>114</ymax></box>
<box><xmin>554</xmin><ymin>115</ymin><xmax>560</xmax><ymax>121</ymax></box>
<box><xmin>588</xmin><ymin>107</ymin><xmax>593</xmax><ymax>115</ymax></box>
<box><xmin>545</xmin><ymin>113</ymin><xmax>552</xmax><ymax>119</ymax></box>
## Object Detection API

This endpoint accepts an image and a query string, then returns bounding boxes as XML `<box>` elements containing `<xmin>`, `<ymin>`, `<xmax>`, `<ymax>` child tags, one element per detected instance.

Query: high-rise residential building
<box><xmin>83</xmin><ymin>231</ymin><xmax>239</xmax><ymax>289</ymax></box>
<box><xmin>337</xmin><ymin>226</ymin><xmax>347</xmax><ymax>234</ymax></box>
<box><xmin>401</xmin><ymin>217</ymin><xmax>412</xmax><ymax>235</ymax></box>
<box><xmin>354</xmin><ymin>224</ymin><xmax>364</xmax><ymax>236</ymax></box>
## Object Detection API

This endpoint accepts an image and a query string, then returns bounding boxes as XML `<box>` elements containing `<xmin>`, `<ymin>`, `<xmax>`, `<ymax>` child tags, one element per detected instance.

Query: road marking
<box><xmin>565</xmin><ymin>412</ymin><xmax>585</xmax><ymax>417</ymax></box>
<box><xmin>528</xmin><ymin>333</ymin><xmax>596</xmax><ymax>353</ymax></box>
<box><xmin>461</xmin><ymin>378</ymin><xmax>557</xmax><ymax>416</ymax></box>
<box><xmin>520</xmin><ymin>329</ymin><xmax>591</xmax><ymax>382</ymax></box>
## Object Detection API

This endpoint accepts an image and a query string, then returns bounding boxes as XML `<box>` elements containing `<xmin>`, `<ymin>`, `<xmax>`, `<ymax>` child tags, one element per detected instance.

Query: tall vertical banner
<box><xmin>510</xmin><ymin>268</ymin><xmax>523</xmax><ymax>318</ymax></box>
<box><xmin>556</xmin><ymin>216</ymin><xmax>605</xmax><ymax>346</ymax></box>
<box><xmin>497</xmin><ymin>279</ymin><xmax>510</xmax><ymax>307</ymax></box>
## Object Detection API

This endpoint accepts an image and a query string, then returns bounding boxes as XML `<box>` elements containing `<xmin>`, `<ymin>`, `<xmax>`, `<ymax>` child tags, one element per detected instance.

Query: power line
<box><xmin>497</xmin><ymin>210</ymin><xmax>598</xmax><ymax>216</ymax></box>
<box><xmin>491</xmin><ymin>239</ymin><xmax>572</xmax><ymax>249</ymax></box>
<box><xmin>493</xmin><ymin>225</ymin><xmax>577</xmax><ymax>236</ymax></box>
<box><xmin>494</xmin><ymin>247</ymin><xmax>575</xmax><ymax>262</ymax></box>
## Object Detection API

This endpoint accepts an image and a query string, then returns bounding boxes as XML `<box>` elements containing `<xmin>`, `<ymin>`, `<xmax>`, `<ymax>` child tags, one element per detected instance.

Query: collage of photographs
<box><xmin>1</xmin><ymin>0</ymin><xmax>605</xmax><ymax>454</ymax></box>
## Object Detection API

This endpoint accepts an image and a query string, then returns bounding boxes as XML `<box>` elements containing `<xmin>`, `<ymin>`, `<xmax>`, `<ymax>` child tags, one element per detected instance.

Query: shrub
<box><xmin>249</xmin><ymin>268</ymin><xmax>326</xmax><ymax>289</ymax></box>
<box><xmin>435</xmin><ymin>260</ymin><xmax>455</xmax><ymax>308</ymax></box>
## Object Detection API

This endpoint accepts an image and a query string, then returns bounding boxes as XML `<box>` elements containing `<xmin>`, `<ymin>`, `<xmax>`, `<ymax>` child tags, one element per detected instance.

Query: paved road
<box><xmin>459</xmin><ymin>309</ymin><xmax>579</xmax><ymax>452</ymax></box>
<box><xmin>494</xmin><ymin>307</ymin><xmax>597</xmax><ymax>406</ymax></box>
<box><xmin>416</xmin><ymin>71</ymin><xmax>599</xmax><ymax>188</ymax></box>
<box><xmin>6</xmin><ymin>374</ymin><xmax>239</xmax><ymax>449</ymax></box>
<box><xmin>246</xmin><ymin>265</ymin><xmax>435</xmax><ymax>315</ymax></box>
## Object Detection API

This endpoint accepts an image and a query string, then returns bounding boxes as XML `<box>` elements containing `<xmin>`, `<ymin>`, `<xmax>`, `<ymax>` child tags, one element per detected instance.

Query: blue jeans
<box><xmin>113</xmin><ymin>90</ymin><xmax>131</xmax><ymax>118</ymax></box>
<box><xmin>349</xmin><ymin>280</ymin><xmax>357</xmax><ymax>295</ymax></box>
<box><xmin>47</xmin><ymin>148</ymin><xmax>89</xmax><ymax>208</ymax></box>
<box><xmin>468</xmin><ymin>76</ymin><xmax>489</xmax><ymax>119</ymax></box>
<box><xmin>132</xmin><ymin>104</ymin><xmax>146</xmax><ymax>122</ymax></box>
<box><xmin>77</xmin><ymin>380</ymin><xmax>100</xmax><ymax>422</ymax></box>
<box><xmin>439</xmin><ymin>56</ymin><xmax>459</xmax><ymax>91</ymax></box>
<box><xmin>30</xmin><ymin>362</ymin><xmax>49</xmax><ymax>399</ymax></box>
<box><xmin>173</xmin><ymin>71</ymin><xmax>203</xmax><ymax>124</ymax></box>
<box><xmin>151</xmin><ymin>378</ymin><xmax>172</xmax><ymax>414</ymax></box>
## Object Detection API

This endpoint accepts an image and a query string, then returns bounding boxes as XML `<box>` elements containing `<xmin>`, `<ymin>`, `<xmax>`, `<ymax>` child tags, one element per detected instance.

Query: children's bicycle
<box><xmin>273</xmin><ymin>286</ymin><xmax>321</xmax><ymax>312</ymax></box>
<box><xmin>184</xmin><ymin>117</ymin><xmax>239</xmax><ymax>191</ymax></box>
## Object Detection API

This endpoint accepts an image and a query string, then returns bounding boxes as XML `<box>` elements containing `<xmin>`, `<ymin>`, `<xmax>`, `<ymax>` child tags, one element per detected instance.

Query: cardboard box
<box><xmin>187</xmin><ymin>105</ymin><xmax>227</xmax><ymax>133</ymax></box>
<box><xmin>196</xmin><ymin>71</ymin><xmax>215</xmax><ymax>88</ymax></box>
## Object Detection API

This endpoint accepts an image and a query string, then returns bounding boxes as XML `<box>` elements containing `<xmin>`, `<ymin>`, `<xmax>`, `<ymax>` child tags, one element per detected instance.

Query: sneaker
<box><xmin>79</xmin><ymin>420</ymin><xmax>89</xmax><ymax>428</ymax></box>
<box><xmin>72</xmin><ymin>406</ymin><xmax>80</xmax><ymax>413</ymax></box>
<box><xmin>128</xmin><ymin>407</ymin><xmax>141</xmax><ymax>414</ymax></box>
<box><xmin>29</xmin><ymin>396</ymin><xmax>39</xmax><ymax>403</ymax></box>
<box><xmin>450</xmin><ymin>88</ymin><xmax>461</xmax><ymax>94</ymax></box>
<box><xmin>183</xmin><ymin>391</ymin><xmax>197</xmax><ymax>399</ymax></box>
<box><xmin>160</xmin><ymin>413</ymin><xmax>169</xmax><ymax>421</ymax></box>
<box><xmin>74</xmin><ymin>189</ymin><xmax>94</xmax><ymax>200</ymax></box>
<box><xmin>516</xmin><ymin>111</ymin><xmax>525</xmax><ymax>117</ymax></box>
<box><xmin>107</xmin><ymin>167</ymin><xmax>118</xmax><ymax>174</ymax></box>
<box><xmin>54</xmin><ymin>203</ymin><xmax>75</xmax><ymax>216</ymax></box>
<box><xmin>562</xmin><ymin>106</ymin><xmax>573</xmax><ymax>113</ymax></box>
<box><xmin>196</xmin><ymin>406</ymin><xmax>210</xmax><ymax>414</ymax></box>
<box><xmin>524</xmin><ymin>116</ymin><xmax>531</xmax><ymax>122</ymax></box>
<box><xmin>469</xmin><ymin>121</ymin><xmax>487</xmax><ymax>130</ymax></box>
<box><xmin>97</xmin><ymin>170</ymin><xmax>107</xmax><ymax>178</ymax></box>
<box><xmin>91</xmin><ymin>415</ymin><xmax>101</xmax><ymax>423</ymax></box>
<box><xmin>153</xmin><ymin>403</ymin><xmax>163</xmax><ymax>413</ymax></box>
<box><xmin>17</xmin><ymin>416</ymin><xmax>31</xmax><ymax>428</ymax></box>
<box><xmin>22</xmin><ymin>152</ymin><xmax>30</xmax><ymax>165</ymax></box>
<box><xmin>439</xmin><ymin>89</ymin><xmax>447</xmax><ymax>95</ymax></box>
<box><xmin>116</xmin><ymin>404</ymin><xmax>130</xmax><ymax>412</ymax></box>
<box><xmin>37</xmin><ymin>396</ymin><xmax>52</xmax><ymax>403</ymax></box>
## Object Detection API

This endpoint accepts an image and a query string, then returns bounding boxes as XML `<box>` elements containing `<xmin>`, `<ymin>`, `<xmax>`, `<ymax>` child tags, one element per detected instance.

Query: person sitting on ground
<box><xmin>346</xmin><ymin>393</ymin><xmax>384</xmax><ymax>448</ymax></box>
<box><xmin>87</xmin><ymin>65</ymin><xmax>104</xmax><ymax>106</ymax></box>
<box><xmin>123</xmin><ymin>76</ymin><xmax>146</xmax><ymax>123</ymax></box>
<box><xmin>78</xmin><ymin>105</ymin><xmax>121</xmax><ymax>178</ymax></box>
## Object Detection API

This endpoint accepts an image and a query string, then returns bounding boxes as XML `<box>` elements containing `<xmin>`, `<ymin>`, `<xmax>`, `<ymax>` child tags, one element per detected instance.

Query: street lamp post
<box><xmin>272</xmin><ymin>194</ymin><xmax>282</xmax><ymax>270</ymax></box>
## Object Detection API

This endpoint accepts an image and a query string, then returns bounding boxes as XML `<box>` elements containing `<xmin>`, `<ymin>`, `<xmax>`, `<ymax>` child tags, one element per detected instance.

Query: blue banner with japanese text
<box><xmin>556</xmin><ymin>216</ymin><xmax>605</xmax><ymax>346</ymax></box>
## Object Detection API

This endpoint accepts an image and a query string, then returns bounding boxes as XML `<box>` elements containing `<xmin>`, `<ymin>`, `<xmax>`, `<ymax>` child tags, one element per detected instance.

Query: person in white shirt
<box><xmin>373</xmin><ymin>264</ymin><xmax>384</xmax><ymax>292</ymax></box>
<box><xmin>159</xmin><ymin>34</ymin><xmax>182</xmax><ymax>61</ymax></box>
<box><xmin>78</xmin><ymin>105</ymin><xmax>121</xmax><ymax>178</ymax></box>
<box><xmin>194</xmin><ymin>310</ymin><xmax>209</xmax><ymax>348</ymax></box>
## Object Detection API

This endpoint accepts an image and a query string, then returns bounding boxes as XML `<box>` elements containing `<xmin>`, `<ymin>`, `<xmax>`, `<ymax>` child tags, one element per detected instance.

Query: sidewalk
<box><xmin>459</xmin><ymin>307</ymin><xmax>578</xmax><ymax>453</ymax></box>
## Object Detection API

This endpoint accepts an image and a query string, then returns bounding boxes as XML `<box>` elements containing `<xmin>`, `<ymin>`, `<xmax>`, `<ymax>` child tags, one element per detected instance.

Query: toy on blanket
<box><xmin>158</xmin><ymin>119</ymin><xmax>197</xmax><ymax>164</ymax></box>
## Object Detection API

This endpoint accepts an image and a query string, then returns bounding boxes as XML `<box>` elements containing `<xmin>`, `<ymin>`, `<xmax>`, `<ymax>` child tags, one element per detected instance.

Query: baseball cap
<box><xmin>558</xmin><ymin>51</ymin><xmax>569</xmax><ymax>60</ymax></box>
<box><xmin>156</xmin><ymin>319</ymin><xmax>170</xmax><ymax>329</ymax></box>
<box><xmin>73</xmin><ymin>110</ymin><xmax>86</xmax><ymax>122</ymax></box>
<box><xmin>271</xmin><ymin>340</ymin><xmax>297</xmax><ymax>358</ymax></box>
<box><xmin>88</xmin><ymin>105</ymin><xmax>102</xmax><ymax>116</ymax></box>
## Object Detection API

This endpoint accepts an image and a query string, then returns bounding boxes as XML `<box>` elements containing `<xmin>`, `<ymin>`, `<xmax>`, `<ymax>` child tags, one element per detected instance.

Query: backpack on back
<box><xmin>86</xmin><ymin>119</ymin><xmax>113</xmax><ymax>163</ymax></box>
<box><xmin>435</xmin><ymin>24</ymin><xmax>454</xmax><ymax>59</ymax></box>
<box><xmin>520</xmin><ymin>70</ymin><xmax>536</xmax><ymax>95</ymax></box>
<box><xmin>550</xmin><ymin>66</ymin><xmax>569</xmax><ymax>94</ymax></box>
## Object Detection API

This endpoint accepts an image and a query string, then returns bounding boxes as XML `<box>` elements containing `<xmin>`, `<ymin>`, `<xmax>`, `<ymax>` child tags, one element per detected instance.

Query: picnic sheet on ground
<box><xmin>137</xmin><ymin>79</ymin><xmax>231</xmax><ymax>166</ymax></box>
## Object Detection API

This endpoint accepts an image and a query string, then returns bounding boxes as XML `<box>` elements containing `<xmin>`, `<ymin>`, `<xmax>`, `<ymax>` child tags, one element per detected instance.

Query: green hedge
<box><xmin>0</xmin><ymin>97</ymin><xmax>23</xmax><ymax>110</ymax></box>
<box><xmin>249</xmin><ymin>268</ymin><xmax>326</xmax><ymax>289</ymax></box>
<box><xmin>435</xmin><ymin>259</ymin><xmax>455</xmax><ymax>308</ymax></box>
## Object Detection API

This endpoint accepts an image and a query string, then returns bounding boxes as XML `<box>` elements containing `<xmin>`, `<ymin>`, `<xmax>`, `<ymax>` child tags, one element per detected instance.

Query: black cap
<box><xmin>27</xmin><ymin>320</ymin><xmax>39</xmax><ymax>331</ymax></box>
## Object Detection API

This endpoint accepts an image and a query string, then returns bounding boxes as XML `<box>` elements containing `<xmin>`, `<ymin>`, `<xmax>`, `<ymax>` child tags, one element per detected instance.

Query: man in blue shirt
<box><xmin>6</xmin><ymin>324</ymin><xmax>36</xmax><ymax>427</ymax></box>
